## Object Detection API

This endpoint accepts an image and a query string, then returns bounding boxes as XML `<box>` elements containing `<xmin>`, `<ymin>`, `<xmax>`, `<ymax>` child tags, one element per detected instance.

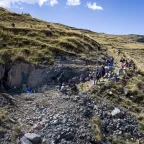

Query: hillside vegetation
<box><xmin>0</xmin><ymin>7</ymin><xmax>144</xmax><ymax>68</ymax></box>
<box><xmin>90</xmin><ymin>33</ymin><xmax>144</xmax><ymax>71</ymax></box>
<box><xmin>0</xmin><ymin>7</ymin><xmax>103</xmax><ymax>65</ymax></box>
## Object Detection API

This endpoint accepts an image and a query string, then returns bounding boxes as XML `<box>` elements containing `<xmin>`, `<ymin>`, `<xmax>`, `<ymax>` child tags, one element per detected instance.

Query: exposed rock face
<box><xmin>7</xmin><ymin>62</ymin><xmax>33</xmax><ymax>88</ymax></box>
<box><xmin>5</xmin><ymin>62</ymin><xmax>91</xmax><ymax>89</ymax></box>
<box><xmin>0</xmin><ymin>65</ymin><xmax>5</xmax><ymax>80</ymax></box>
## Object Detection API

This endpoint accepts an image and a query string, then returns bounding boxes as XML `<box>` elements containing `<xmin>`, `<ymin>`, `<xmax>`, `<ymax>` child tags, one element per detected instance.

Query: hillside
<box><xmin>0</xmin><ymin>7</ymin><xmax>144</xmax><ymax>144</ymax></box>
<box><xmin>0</xmin><ymin>7</ymin><xmax>104</xmax><ymax>66</ymax></box>
<box><xmin>89</xmin><ymin>33</ymin><xmax>144</xmax><ymax>71</ymax></box>
<box><xmin>0</xmin><ymin>7</ymin><xmax>144</xmax><ymax>68</ymax></box>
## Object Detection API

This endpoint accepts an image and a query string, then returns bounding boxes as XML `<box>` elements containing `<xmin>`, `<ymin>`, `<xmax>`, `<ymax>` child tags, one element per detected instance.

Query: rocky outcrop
<box><xmin>7</xmin><ymin>62</ymin><xmax>33</xmax><ymax>88</ymax></box>
<box><xmin>27</xmin><ymin>66</ymin><xmax>90</xmax><ymax>88</ymax></box>
<box><xmin>5</xmin><ymin>62</ymin><xmax>91</xmax><ymax>89</ymax></box>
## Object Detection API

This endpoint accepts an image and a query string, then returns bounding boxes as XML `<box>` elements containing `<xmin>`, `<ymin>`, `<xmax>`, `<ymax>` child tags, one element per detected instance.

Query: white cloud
<box><xmin>66</xmin><ymin>0</ymin><xmax>80</xmax><ymax>6</ymax></box>
<box><xmin>39</xmin><ymin>0</ymin><xmax>47</xmax><ymax>6</ymax></box>
<box><xmin>87</xmin><ymin>2</ymin><xmax>103</xmax><ymax>10</ymax></box>
<box><xmin>0</xmin><ymin>0</ymin><xmax>58</xmax><ymax>8</ymax></box>
<box><xmin>49</xmin><ymin>0</ymin><xmax>58</xmax><ymax>6</ymax></box>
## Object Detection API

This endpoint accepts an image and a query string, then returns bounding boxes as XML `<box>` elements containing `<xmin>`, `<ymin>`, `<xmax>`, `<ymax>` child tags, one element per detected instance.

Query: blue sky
<box><xmin>0</xmin><ymin>0</ymin><xmax>144</xmax><ymax>35</ymax></box>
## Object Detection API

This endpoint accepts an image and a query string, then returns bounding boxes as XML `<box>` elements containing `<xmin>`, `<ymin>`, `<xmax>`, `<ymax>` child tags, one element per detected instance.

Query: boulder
<box><xmin>24</xmin><ymin>133</ymin><xmax>41</xmax><ymax>144</ymax></box>
<box><xmin>20</xmin><ymin>136</ymin><xmax>32</xmax><ymax>144</ymax></box>
<box><xmin>111</xmin><ymin>108</ymin><xmax>121</xmax><ymax>116</ymax></box>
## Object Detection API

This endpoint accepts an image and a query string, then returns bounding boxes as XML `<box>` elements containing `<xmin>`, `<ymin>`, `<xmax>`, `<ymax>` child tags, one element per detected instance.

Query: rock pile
<box><xmin>18</xmin><ymin>92</ymin><xmax>143</xmax><ymax>144</ymax></box>
<box><xmin>1</xmin><ymin>88</ymin><xmax>143</xmax><ymax>144</ymax></box>
<box><xmin>33</xmin><ymin>94</ymin><xmax>97</xmax><ymax>144</ymax></box>
<box><xmin>93</xmin><ymin>103</ymin><xmax>143</xmax><ymax>141</ymax></box>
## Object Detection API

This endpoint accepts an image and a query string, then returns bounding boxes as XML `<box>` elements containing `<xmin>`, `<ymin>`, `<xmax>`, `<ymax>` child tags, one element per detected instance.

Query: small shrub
<box><xmin>0</xmin><ymin>50</ymin><xmax>12</xmax><ymax>63</ymax></box>
<box><xmin>21</xmin><ymin>49</ymin><xmax>30</xmax><ymax>56</ymax></box>
<box><xmin>138</xmin><ymin>113</ymin><xmax>144</xmax><ymax>121</ymax></box>
<box><xmin>136</xmin><ymin>81</ymin><xmax>144</xmax><ymax>89</ymax></box>
<box><xmin>0</xmin><ymin>108</ymin><xmax>8</xmax><ymax>123</ymax></box>
<box><xmin>139</xmin><ymin>120</ymin><xmax>144</xmax><ymax>134</ymax></box>
<box><xmin>92</xmin><ymin>116</ymin><xmax>101</xmax><ymax>141</ymax></box>
<box><xmin>12</xmin><ymin>126</ymin><xmax>23</xmax><ymax>142</ymax></box>
<box><xmin>111</xmin><ymin>83</ymin><xmax>124</xmax><ymax>93</ymax></box>
<box><xmin>41</xmin><ymin>45</ymin><xmax>47</xmax><ymax>49</ymax></box>
<box><xmin>27</xmin><ymin>31</ymin><xmax>37</xmax><ymax>37</ymax></box>
<box><xmin>24</xmin><ymin>13</ymin><xmax>31</xmax><ymax>16</ymax></box>
<box><xmin>21</xmin><ymin>39</ymin><xmax>30</xmax><ymax>45</ymax></box>
<box><xmin>127</xmin><ymin>89</ymin><xmax>138</xmax><ymax>96</ymax></box>
<box><xmin>33</xmin><ymin>53</ymin><xmax>54</xmax><ymax>65</ymax></box>
<box><xmin>112</xmin><ymin>137</ymin><xmax>124</xmax><ymax>144</ymax></box>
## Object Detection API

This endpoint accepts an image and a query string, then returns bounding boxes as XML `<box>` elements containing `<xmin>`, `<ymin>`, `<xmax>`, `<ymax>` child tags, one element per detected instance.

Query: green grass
<box><xmin>1</xmin><ymin>7</ymin><xmax>144</xmax><ymax>67</ymax></box>
<box><xmin>0</xmin><ymin>108</ymin><xmax>9</xmax><ymax>123</ymax></box>
<box><xmin>91</xmin><ymin>116</ymin><xmax>102</xmax><ymax>141</ymax></box>
<box><xmin>138</xmin><ymin>113</ymin><xmax>144</xmax><ymax>134</ymax></box>
<box><xmin>0</xmin><ymin>7</ymin><xmax>105</xmax><ymax>65</ymax></box>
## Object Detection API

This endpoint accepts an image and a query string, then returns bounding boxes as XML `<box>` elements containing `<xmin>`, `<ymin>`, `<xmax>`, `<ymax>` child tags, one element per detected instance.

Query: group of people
<box><xmin>120</xmin><ymin>58</ymin><xmax>136</xmax><ymax>73</ymax></box>
<box><xmin>79</xmin><ymin>56</ymin><xmax>115</xmax><ymax>85</ymax></box>
<box><xmin>57</xmin><ymin>72</ymin><xmax>79</xmax><ymax>94</ymax></box>
<box><xmin>79</xmin><ymin>56</ymin><xmax>136</xmax><ymax>85</ymax></box>
<box><xmin>88</xmin><ymin>56</ymin><xmax>119</xmax><ymax>85</ymax></box>
<box><xmin>58</xmin><ymin>51</ymin><xmax>136</xmax><ymax>94</ymax></box>
<box><xmin>58</xmin><ymin>56</ymin><xmax>117</xmax><ymax>94</ymax></box>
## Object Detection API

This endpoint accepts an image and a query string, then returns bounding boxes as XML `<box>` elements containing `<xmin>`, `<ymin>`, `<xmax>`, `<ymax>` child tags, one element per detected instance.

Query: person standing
<box><xmin>99</xmin><ymin>65</ymin><xmax>105</xmax><ymax>77</ymax></box>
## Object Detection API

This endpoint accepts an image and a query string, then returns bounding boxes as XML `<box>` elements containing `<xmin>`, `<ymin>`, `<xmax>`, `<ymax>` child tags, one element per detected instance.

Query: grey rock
<box><xmin>20</xmin><ymin>136</ymin><xmax>33</xmax><ymax>144</ymax></box>
<box><xmin>52</xmin><ymin>120</ymin><xmax>59</xmax><ymax>125</ymax></box>
<box><xmin>24</xmin><ymin>133</ymin><xmax>41</xmax><ymax>143</ymax></box>
<box><xmin>62</xmin><ymin>118</ymin><xmax>67</xmax><ymax>124</ymax></box>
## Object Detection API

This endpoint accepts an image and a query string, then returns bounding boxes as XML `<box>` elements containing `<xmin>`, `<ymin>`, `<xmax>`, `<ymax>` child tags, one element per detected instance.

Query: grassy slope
<box><xmin>0</xmin><ymin>7</ymin><xmax>103</xmax><ymax>65</ymax></box>
<box><xmin>89</xmin><ymin>33</ymin><xmax>144</xmax><ymax>71</ymax></box>
<box><xmin>0</xmin><ymin>7</ymin><xmax>143</xmax><ymax>67</ymax></box>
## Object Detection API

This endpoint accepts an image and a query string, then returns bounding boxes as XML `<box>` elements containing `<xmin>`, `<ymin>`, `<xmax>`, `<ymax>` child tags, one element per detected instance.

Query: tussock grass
<box><xmin>1</xmin><ymin>8</ymin><xmax>143</xmax><ymax>66</ymax></box>
<box><xmin>91</xmin><ymin>116</ymin><xmax>102</xmax><ymax>141</ymax></box>
<box><xmin>0</xmin><ymin>8</ymin><xmax>103</xmax><ymax>65</ymax></box>
<box><xmin>127</xmin><ymin>75</ymin><xmax>144</xmax><ymax>105</ymax></box>
<box><xmin>0</xmin><ymin>108</ymin><xmax>8</xmax><ymax>123</ymax></box>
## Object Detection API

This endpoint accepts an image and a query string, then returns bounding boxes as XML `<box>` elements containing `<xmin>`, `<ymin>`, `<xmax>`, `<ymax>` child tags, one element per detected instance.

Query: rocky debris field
<box><xmin>0</xmin><ymin>84</ymin><xmax>143</xmax><ymax>144</ymax></box>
